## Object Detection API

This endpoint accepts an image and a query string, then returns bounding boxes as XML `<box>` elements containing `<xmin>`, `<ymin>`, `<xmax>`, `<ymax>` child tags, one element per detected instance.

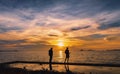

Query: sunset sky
<box><xmin>0</xmin><ymin>0</ymin><xmax>120</xmax><ymax>50</ymax></box>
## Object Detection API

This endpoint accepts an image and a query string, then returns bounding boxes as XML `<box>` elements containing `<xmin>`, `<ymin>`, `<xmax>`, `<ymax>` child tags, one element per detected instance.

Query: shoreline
<box><xmin>1</xmin><ymin>61</ymin><xmax>120</xmax><ymax>67</ymax></box>
<box><xmin>0</xmin><ymin>61</ymin><xmax>120</xmax><ymax>74</ymax></box>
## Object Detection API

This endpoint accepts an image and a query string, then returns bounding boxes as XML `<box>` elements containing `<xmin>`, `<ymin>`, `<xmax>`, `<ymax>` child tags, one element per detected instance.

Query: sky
<box><xmin>0</xmin><ymin>0</ymin><xmax>120</xmax><ymax>50</ymax></box>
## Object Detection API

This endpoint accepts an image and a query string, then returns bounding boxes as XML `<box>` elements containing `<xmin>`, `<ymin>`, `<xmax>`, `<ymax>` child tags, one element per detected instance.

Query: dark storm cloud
<box><xmin>70</xmin><ymin>25</ymin><xmax>90</xmax><ymax>31</ymax></box>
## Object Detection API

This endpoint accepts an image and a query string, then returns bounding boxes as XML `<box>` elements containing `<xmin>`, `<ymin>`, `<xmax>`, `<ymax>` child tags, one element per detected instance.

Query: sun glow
<box><xmin>57</xmin><ymin>40</ymin><xmax>64</xmax><ymax>47</ymax></box>
<box><xmin>58</xmin><ymin>42</ymin><xmax>64</xmax><ymax>47</ymax></box>
<box><xmin>49</xmin><ymin>39</ymin><xmax>71</xmax><ymax>47</ymax></box>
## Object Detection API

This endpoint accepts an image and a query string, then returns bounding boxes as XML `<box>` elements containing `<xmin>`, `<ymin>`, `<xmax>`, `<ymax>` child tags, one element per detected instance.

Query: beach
<box><xmin>0</xmin><ymin>50</ymin><xmax>120</xmax><ymax>74</ymax></box>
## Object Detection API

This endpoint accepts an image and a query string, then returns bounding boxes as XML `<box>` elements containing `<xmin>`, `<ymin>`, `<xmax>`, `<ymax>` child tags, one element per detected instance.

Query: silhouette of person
<box><xmin>64</xmin><ymin>47</ymin><xmax>70</xmax><ymax>63</ymax></box>
<box><xmin>49</xmin><ymin>48</ymin><xmax>53</xmax><ymax>63</ymax></box>
<box><xmin>49</xmin><ymin>63</ymin><xmax>52</xmax><ymax>71</ymax></box>
<box><xmin>65</xmin><ymin>64</ymin><xmax>69</xmax><ymax>71</ymax></box>
<box><xmin>65</xmin><ymin>64</ymin><xmax>73</xmax><ymax>74</ymax></box>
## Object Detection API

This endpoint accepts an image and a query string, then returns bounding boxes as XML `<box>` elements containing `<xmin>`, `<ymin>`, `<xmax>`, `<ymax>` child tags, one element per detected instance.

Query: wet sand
<box><xmin>0</xmin><ymin>61</ymin><xmax>120</xmax><ymax>74</ymax></box>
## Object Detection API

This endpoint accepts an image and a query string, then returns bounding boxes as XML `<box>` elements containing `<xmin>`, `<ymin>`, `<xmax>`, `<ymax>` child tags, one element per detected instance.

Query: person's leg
<box><xmin>49</xmin><ymin>63</ymin><xmax>52</xmax><ymax>70</ymax></box>
<box><xmin>50</xmin><ymin>56</ymin><xmax>52</xmax><ymax>63</ymax></box>
<box><xmin>49</xmin><ymin>56</ymin><xmax>51</xmax><ymax>62</ymax></box>
<box><xmin>67</xmin><ymin>64</ymin><xmax>69</xmax><ymax>71</ymax></box>
<box><xmin>64</xmin><ymin>57</ymin><xmax>67</xmax><ymax>63</ymax></box>
<box><xmin>51</xmin><ymin>56</ymin><xmax>53</xmax><ymax>62</ymax></box>
<box><xmin>67</xmin><ymin>58</ymin><xmax>68</xmax><ymax>63</ymax></box>
<box><xmin>66</xmin><ymin>57</ymin><xmax>69</xmax><ymax>63</ymax></box>
<box><xmin>68</xmin><ymin>58</ymin><xmax>69</xmax><ymax>63</ymax></box>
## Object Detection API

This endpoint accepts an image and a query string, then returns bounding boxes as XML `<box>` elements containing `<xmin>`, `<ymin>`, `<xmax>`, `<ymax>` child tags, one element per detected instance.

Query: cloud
<box><xmin>0</xmin><ymin>39</ymin><xmax>26</xmax><ymax>47</ymax></box>
<box><xmin>0</xmin><ymin>0</ymin><xmax>120</xmax><ymax>49</ymax></box>
<box><xmin>0</xmin><ymin>24</ymin><xmax>23</xmax><ymax>33</ymax></box>
<box><xmin>98</xmin><ymin>21</ymin><xmax>120</xmax><ymax>30</ymax></box>
<box><xmin>93</xmin><ymin>10</ymin><xmax>120</xmax><ymax>30</ymax></box>
<box><xmin>96</xmin><ymin>0</ymin><xmax>120</xmax><ymax>11</ymax></box>
<box><xmin>73</xmin><ymin>34</ymin><xmax>108</xmax><ymax>41</ymax></box>
<box><xmin>48</xmin><ymin>34</ymin><xmax>58</xmax><ymax>37</ymax></box>
<box><xmin>70</xmin><ymin>25</ymin><xmax>91</xmax><ymax>31</ymax></box>
<box><xmin>0</xmin><ymin>0</ymin><xmax>55</xmax><ymax>11</ymax></box>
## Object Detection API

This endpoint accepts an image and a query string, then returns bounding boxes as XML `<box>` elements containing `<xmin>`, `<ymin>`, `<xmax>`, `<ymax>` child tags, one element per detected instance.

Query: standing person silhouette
<box><xmin>64</xmin><ymin>47</ymin><xmax>70</xmax><ymax>63</ymax></box>
<box><xmin>49</xmin><ymin>48</ymin><xmax>53</xmax><ymax>63</ymax></box>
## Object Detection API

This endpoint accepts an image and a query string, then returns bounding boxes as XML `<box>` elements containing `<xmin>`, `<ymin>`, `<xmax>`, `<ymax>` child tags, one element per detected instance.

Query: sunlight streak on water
<box><xmin>1</xmin><ymin>50</ymin><xmax>120</xmax><ymax>73</ymax></box>
<box><xmin>59</xmin><ymin>51</ymin><xmax>63</xmax><ymax>58</ymax></box>
<box><xmin>0</xmin><ymin>50</ymin><xmax>120</xmax><ymax>64</ymax></box>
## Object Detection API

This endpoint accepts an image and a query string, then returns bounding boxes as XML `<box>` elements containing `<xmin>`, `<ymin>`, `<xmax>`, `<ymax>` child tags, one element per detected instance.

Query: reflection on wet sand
<box><xmin>49</xmin><ymin>63</ymin><xmax>52</xmax><ymax>71</ymax></box>
<box><xmin>10</xmin><ymin>63</ymin><xmax>120</xmax><ymax>74</ymax></box>
<box><xmin>65</xmin><ymin>64</ymin><xmax>73</xmax><ymax>74</ymax></box>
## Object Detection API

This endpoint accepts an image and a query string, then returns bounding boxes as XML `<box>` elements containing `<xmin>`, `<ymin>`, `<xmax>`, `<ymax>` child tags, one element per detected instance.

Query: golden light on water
<box><xmin>59</xmin><ymin>50</ymin><xmax>63</xmax><ymax>58</ymax></box>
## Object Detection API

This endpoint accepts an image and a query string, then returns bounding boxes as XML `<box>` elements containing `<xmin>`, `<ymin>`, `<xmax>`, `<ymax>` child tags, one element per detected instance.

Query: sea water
<box><xmin>0</xmin><ymin>50</ymin><xmax>120</xmax><ymax>64</ymax></box>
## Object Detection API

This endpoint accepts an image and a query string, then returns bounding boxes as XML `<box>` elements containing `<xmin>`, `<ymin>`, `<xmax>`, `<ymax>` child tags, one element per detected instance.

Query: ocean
<box><xmin>1</xmin><ymin>49</ymin><xmax>120</xmax><ymax>74</ymax></box>
<box><xmin>0</xmin><ymin>49</ymin><xmax>120</xmax><ymax>64</ymax></box>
